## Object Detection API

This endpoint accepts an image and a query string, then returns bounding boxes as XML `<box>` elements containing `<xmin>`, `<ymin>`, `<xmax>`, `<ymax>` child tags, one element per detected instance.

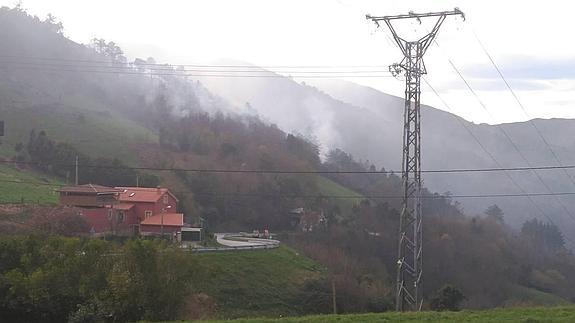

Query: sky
<box><xmin>3</xmin><ymin>0</ymin><xmax>574</xmax><ymax>124</ymax></box>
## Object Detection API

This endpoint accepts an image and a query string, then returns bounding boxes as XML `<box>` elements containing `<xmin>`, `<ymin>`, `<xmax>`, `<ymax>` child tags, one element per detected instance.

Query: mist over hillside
<box><xmin>198</xmin><ymin>68</ymin><xmax>575</xmax><ymax>238</ymax></box>
<box><xmin>3</xmin><ymin>6</ymin><xmax>575</xmax><ymax>318</ymax></box>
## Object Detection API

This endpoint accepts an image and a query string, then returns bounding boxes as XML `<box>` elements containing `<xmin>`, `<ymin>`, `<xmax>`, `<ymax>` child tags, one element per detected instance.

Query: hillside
<box><xmin>198</xmin><ymin>64</ymin><xmax>575</xmax><ymax>239</ymax></box>
<box><xmin>310</xmin><ymin>79</ymin><xmax>575</xmax><ymax>241</ymax></box>
<box><xmin>186</xmin><ymin>246</ymin><xmax>326</xmax><ymax>319</ymax></box>
<box><xmin>0</xmin><ymin>6</ymin><xmax>364</xmax><ymax>229</ymax></box>
<box><xmin>2</xmin><ymin>5</ymin><xmax>575</xmax><ymax>317</ymax></box>
<box><xmin>0</xmin><ymin>164</ymin><xmax>62</xmax><ymax>204</ymax></box>
<box><xmin>0</xmin><ymin>234</ymin><xmax>328</xmax><ymax>321</ymax></box>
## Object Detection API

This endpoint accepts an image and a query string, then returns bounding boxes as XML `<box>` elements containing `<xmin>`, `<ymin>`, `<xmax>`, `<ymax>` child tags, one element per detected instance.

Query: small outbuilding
<box><xmin>139</xmin><ymin>213</ymin><xmax>185</xmax><ymax>236</ymax></box>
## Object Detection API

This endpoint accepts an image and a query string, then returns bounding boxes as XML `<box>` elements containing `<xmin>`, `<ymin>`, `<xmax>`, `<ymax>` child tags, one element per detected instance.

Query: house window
<box><xmin>117</xmin><ymin>211</ymin><xmax>125</xmax><ymax>223</ymax></box>
<box><xmin>163</xmin><ymin>194</ymin><xmax>169</xmax><ymax>204</ymax></box>
<box><xmin>107</xmin><ymin>209</ymin><xmax>113</xmax><ymax>220</ymax></box>
<box><xmin>145</xmin><ymin>210</ymin><xmax>152</xmax><ymax>219</ymax></box>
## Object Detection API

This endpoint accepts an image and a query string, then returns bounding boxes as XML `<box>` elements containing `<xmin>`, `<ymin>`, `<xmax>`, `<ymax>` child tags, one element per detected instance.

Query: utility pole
<box><xmin>75</xmin><ymin>155</ymin><xmax>79</xmax><ymax>185</ymax></box>
<box><xmin>332</xmin><ymin>280</ymin><xmax>337</xmax><ymax>314</ymax></box>
<box><xmin>366</xmin><ymin>8</ymin><xmax>464</xmax><ymax>312</ymax></box>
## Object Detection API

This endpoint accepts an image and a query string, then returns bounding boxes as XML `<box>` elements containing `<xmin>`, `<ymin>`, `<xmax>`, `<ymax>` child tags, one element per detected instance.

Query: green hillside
<box><xmin>0</xmin><ymin>164</ymin><xmax>63</xmax><ymax>204</ymax></box>
<box><xmin>315</xmin><ymin>175</ymin><xmax>363</xmax><ymax>217</ymax></box>
<box><xmin>207</xmin><ymin>306</ymin><xmax>575</xmax><ymax>322</ymax></box>
<box><xmin>185</xmin><ymin>246</ymin><xmax>326</xmax><ymax>319</ymax></box>
<box><xmin>0</xmin><ymin>100</ymin><xmax>157</xmax><ymax>163</ymax></box>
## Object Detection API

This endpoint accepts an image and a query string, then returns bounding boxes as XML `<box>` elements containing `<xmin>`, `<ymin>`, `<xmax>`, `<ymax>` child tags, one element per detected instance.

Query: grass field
<box><xmin>0</xmin><ymin>100</ymin><xmax>156</xmax><ymax>164</ymax></box>
<box><xmin>185</xmin><ymin>246</ymin><xmax>326</xmax><ymax>319</ymax></box>
<box><xmin>206</xmin><ymin>306</ymin><xmax>575</xmax><ymax>322</ymax></box>
<box><xmin>507</xmin><ymin>285</ymin><xmax>569</xmax><ymax>307</ymax></box>
<box><xmin>0</xmin><ymin>164</ymin><xmax>63</xmax><ymax>204</ymax></box>
<box><xmin>315</xmin><ymin>175</ymin><xmax>363</xmax><ymax>217</ymax></box>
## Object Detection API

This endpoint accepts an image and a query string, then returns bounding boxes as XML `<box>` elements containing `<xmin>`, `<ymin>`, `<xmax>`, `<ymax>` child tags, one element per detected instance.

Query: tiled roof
<box><xmin>115</xmin><ymin>187</ymin><xmax>177</xmax><ymax>203</ymax></box>
<box><xmin>140</xmin><ymin>213</ymin><xmax>184</xmax><ymax>226</ymax></box>
<box><xmin>57</xmin><ymin>184</ymin><xmax>123</xmax><ymax>195</ymax></box>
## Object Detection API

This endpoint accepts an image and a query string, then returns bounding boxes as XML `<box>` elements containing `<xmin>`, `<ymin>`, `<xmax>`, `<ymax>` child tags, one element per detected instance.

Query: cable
<box><xmin>8</xmin><ymin>159</ymin><xmax>575</xmax><ymax>175</ymax></box>
<box><xmin>424</xmin><ymin>77</ymin><xmax>575</xmax><ymax>243</ymax></box>
<box><xmin>444</xmin><ymin>51</ymin><xmax>575</xmax><ymax>221</ymax></box>
<box><xmin>0</xmin><ymin>54</ymin><xmax>390</xmax><ymax>69</ymax></box>
<box><xmin>4</xmin><ymin>178</ymin><xmax>575</xmax><ymax>200</ymax></box>
<box><xmin>469</xmin><ymin>23</ymin><xmax>575</xmax><ymax>190</ymax></box>
<box><xmin>0</xmin><ymin>64</ymin><xmax>395</xmax><ymax>79</ymax></box>
<box><xmin>0</xmin><ymin>59</ymin><xmax>393</xmax><ymax>74</ymax></box>
<box><xmin>429</xmin><ymin>40</ymin><xmax>575</xmax><ymax>241</ymax></box>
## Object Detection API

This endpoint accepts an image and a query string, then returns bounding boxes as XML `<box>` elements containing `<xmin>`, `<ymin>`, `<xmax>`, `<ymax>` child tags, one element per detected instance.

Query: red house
<box><xmin>56</xmin><ymin>184</ymin><xmax>125</xmax><ymax>235</ymax></box>
<box><xmin>57</xmin><ymin>184</ymin><xmax>185</xmax><ymax>236</ymax></box>
<box><xmin>115</xmin><ymin>187</ymin><xmax>180</xmax><ymax>235</ymax></box>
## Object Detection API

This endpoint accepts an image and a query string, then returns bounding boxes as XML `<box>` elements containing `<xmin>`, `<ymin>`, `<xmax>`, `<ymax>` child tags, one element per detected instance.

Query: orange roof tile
<box><xmin>140</xmin><ymin>213</ymin><xmax>184</xmax><ymax>226</ymax></box>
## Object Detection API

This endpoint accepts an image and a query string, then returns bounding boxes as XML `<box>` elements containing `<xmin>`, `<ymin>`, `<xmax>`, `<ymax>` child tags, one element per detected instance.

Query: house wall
<box><xmin>126</xmin><ymin>192</ymin><xmax>178</xmax><ymax>222</ymax></box>
<box><xmin>80</xmin><ymin>207</ymin><xmax>111</xmax><ymax>233</ymax></box>
<box><xmin>155</xmin><ymin>192</ymin><xmax>178</xmax><ymax>215</ymax></box>
<box><xmin>80</xmin><ymin>207</ymin><xmax>136</xmax><ymax>235</ymax></box>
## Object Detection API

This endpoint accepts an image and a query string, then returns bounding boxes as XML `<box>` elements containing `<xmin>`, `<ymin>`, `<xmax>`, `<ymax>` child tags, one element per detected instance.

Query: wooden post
<box><xmin>332</xmin><ymin>280</ymin><xmax>337</xmax><ymax>314</ymax></box>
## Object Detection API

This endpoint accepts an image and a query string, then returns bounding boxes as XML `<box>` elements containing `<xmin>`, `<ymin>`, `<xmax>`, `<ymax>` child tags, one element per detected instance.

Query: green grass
<box><xmin>0</xmin><ymin>165</ymin><xmax>63</xmax><ymax>204</ymax></box>
<box><xmin>0</xmin><ymin>100</ymin><xmax>156</xmax><ymax>164</ymax></box>
<box><xmin>506</xmin><ymin>285</ymin><xmax>569</xmax><ymax>307</ymax></box>
<box><xmin>185</xmin><ymin>246</ymin><xmax>326</xmax><ymax>319</ymax></box>
<box><xmin>315</xmin><ymin>175</ymin><xmax>363</xmax><ymax>217</ymax></box>
<box><xmin>206</xmin><ymin>306</ymin><xmax>575</xmax><ymax>322</ymax></box>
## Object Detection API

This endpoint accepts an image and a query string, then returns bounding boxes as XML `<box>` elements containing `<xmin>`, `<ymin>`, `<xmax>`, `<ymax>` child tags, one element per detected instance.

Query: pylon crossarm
<box><xmin>418</xmin><ymin>15</ymin><xmax>447</xmax><ymax>55</ymax></box>
<box><xmin>366</xmin><ymin>8</ymin><xmax>463</xmax><ymax>21</ymax></box>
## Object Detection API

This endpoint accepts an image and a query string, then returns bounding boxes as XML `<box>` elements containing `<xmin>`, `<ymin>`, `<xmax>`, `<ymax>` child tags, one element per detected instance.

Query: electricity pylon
<box><xmin>366</xmin><ymin>8</ymin><xmax>464</xmax><ymax>312</ymax></box>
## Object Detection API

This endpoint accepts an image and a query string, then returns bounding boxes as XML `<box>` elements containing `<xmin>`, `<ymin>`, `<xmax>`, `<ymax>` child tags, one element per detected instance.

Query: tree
<box><xmin>90</xmin><ymin>38</ymin><xmax>126</xmax><ymax>64</ymax></box>
<box><xmin>484</xmin><ymin>204</ymin><xmax>504</xmax><ymax>222</ymax></box>
<box><xmin>43</xmin><ymin>13</ymin><xmax>63</xmax><ymax>34</ymax></box>
<box><xmin>522</xmin><ymin>218</ymin><xmax>565</xmax><ymax>251</ymax></box>
<box><xmin>429</xmin><ymin>285</ymin><xmax>466</xmax><ymax>311</ymax></box>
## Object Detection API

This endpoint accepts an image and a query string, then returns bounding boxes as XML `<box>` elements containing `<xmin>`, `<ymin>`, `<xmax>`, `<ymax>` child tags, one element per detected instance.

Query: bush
<box><xmin>430</xmin><ymin>284</ymin><xmax>466</xmax><ymax>311</ymax></box>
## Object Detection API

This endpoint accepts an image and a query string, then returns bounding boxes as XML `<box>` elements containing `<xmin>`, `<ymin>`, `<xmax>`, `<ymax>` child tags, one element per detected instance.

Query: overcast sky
<box><xmin>4</xmin><ymin>0</ymin><xmax>574</xmax><ymax>124</ymax></box>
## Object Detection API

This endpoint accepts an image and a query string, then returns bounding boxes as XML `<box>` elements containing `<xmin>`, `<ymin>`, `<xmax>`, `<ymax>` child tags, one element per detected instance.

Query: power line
<box><xmin>443</xmin><ymin>49</ymin><xmax>575</xmax><ymax>222</ymax></box>
<box><xmin>4</xmin><ymin>178</ymin><xmax>575</xmax><ymax>200</ymax></box>
<box><xmin>469</xmin><ymin>22</ymin><xmax>575</xmax><ymax>193</ymax></box>
<box><xmin>0</xmin><ymin>64</ymin><xmax>395</xmax><ymax>79</ymax></box>
<box><xmin>422</xmin><ymin>77</ymin><xmax>575</xmax><ymax>244</ymax></box>
<box><xmin>0</xmin><ymin>54</ymin><xmax>390</xmax><ymax>69</ymax></box>
<box><xmin>430</xmin><ymin>39</ymin><xmax>575</xmax><ymax>234</ymax></box>
<box><xmin>0</xmin><ymin>59</ymin><xmax>393</xmax><ymax>74</ymax></box>
<box><xmin>8</xmin><ymin>159</ymin><xmax>575</xmax><ymax>175</ymax></box>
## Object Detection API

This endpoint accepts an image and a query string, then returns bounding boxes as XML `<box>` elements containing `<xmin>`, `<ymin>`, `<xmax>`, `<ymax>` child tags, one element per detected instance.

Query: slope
<box><xmin>198</xmin><ymin>65</ymin><xmax>575</xmax><ymax>238</ymax></box>
<box><xmin>186</xmin><ymin>246</ymin><xmax>326</xmax><ymax>319</ymax></box>
<box><xmin>0</xmin><ymin>164</ymin><xmax>63</xmax><ymax>204</ymax></box>
<box><xmin>310</xmin><ymin>79</ymin><xmax>575</xmax><ymax>231</ymax></box>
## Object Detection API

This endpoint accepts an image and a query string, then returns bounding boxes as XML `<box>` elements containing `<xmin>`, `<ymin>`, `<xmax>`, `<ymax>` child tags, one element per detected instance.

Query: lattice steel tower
<box><xmin>366</xmin><ymin>9</ymin><xmax>464</xmax><ymax>311</ymax></box>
